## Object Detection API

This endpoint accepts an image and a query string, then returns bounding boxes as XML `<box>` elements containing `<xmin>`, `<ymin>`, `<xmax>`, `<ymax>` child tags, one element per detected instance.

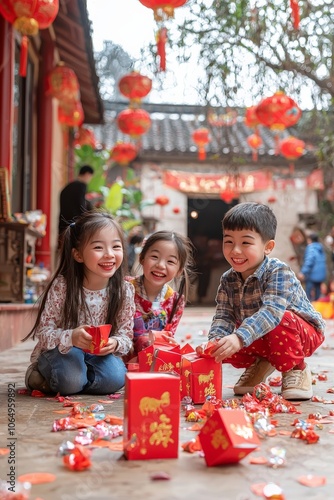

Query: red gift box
<box><xmin>123</xmin><ymin>372</ymin><xmax>180</xmax><ymax>460</ymax></box>
<box><xmin>83</xmin><ymin>324</ymin><xmax>111</xmax><ymax>354</ymax></box>
<box><xmin>181</xmin><ymin>352</ymin><xmax>222</xmax><ymax>404</ymax></box>
<box><xmin>199</xmin><ymin>408</ymin><xmax>260</xmax><ymax>466</ymax></box>
<box><xmin>138</xmin><ymin>343</ymin><xmax>182</xmax><ymax>374</ymax></box>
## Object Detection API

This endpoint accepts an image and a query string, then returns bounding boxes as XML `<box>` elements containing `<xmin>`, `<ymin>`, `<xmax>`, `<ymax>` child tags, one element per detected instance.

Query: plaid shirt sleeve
<box><xmin>209</xmin><ymin>257</ymin><xmax>325</xmax><ymax>347</ymax></box>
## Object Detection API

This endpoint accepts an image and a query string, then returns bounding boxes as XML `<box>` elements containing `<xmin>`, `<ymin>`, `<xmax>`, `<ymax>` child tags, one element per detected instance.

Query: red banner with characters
<box><xmin>163</xmin><ymin>168</ymin><xmax>323</xmax><ymax>194</ymax></box>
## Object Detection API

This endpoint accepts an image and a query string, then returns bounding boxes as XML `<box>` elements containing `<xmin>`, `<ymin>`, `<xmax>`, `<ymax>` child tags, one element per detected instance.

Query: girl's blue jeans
<box><xmin>37</xmin><ymin>347</ymin><xmax>126</xmax><ymax>396</ymax></box>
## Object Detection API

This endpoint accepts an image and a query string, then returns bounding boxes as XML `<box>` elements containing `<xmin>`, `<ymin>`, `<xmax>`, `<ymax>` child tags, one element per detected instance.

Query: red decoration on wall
<box><xmin>172</xmin><ymin>206</ymin><xmax>180</xmax><ymax>214</ymax></box>
<box><xmin>110</xmin><ymin>142</ymin><xmax>138</xmax><ymax>165</ymax></box>
<box><xmin>118</xmin><ymin>71</ymin><xmax>152</xmax><ymax>107</ymax></box>
<box><xmin>191</xmin><ymin>128</ymin><xmax>211</xmax><ymax>161</ymax></box>
<box><xmin>46</xmin><ymin>64</ymin><xmax>80</xmax><ymax>102</ymax></box>
<box><xmin>117</xmin><ymin>108</ymin><xmax>151</xmax><ymax>138</ymax></box>
<box><xmin>155</xmin><ymin>195</ymin><xmax>170</xmax><ymax>206</ymax></box>
<box><xmin>247</xmin><ymin>133</ymin><xmax>263</xmax><ymax>161</ymax></box>
<box><xmin>0</xmin><ymin>0</ymin><xmax>59</xmax><ymax>77</ymax></box>
<box><xmin>74</xmin><ymin>127</ymin><xmax>96</xmax><ymax>149</ymax></box>
<box><xmin>267</xmin><ymin>196</ymin><xmax>277</xmax><ymax>203</ymax></box>
<box><xmin>279</xmin><ymin>136</ymin><xmax>305</xmax><ymax>174</ymax></box>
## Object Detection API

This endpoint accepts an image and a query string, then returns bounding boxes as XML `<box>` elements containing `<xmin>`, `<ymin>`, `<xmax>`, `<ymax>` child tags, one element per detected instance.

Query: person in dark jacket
<box><xmin>298</xmin><ymin>233</ymin><xmax>327</xmax><ymax>301</ymax></box>
<box><xmin>58</xmin><ymin>165</ymin><xmax>94</xmax><ymax>245</ymax></box>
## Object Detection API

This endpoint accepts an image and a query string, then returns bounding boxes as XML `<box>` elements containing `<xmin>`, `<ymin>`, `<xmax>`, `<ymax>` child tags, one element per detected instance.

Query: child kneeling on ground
<box><xmin>203</xmin><ymin>202</ymin><xmax>325</xmax><ymax>400</ymax></box>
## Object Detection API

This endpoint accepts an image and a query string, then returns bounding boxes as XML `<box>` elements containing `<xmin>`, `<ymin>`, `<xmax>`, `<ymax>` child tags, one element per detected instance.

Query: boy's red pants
<box><xmin>223</xmin><ymin>311</ymin><xmax>324</xmax><ymax>372</ymax></box>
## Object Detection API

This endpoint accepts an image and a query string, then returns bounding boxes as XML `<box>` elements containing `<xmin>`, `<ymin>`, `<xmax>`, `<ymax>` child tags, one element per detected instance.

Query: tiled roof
<box><xmin>95</xmin><ymin>102</ymin><xmax>317</xmax><ymax>174</ymax></box>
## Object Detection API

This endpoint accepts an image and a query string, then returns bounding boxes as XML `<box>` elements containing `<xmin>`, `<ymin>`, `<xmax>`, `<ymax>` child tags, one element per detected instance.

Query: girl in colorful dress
<box><xmin>126</xmin><ymin>230</ymin><xmax>195</xmax><ymax>356</ymax></box>
<box><xmin>23</xmin><ymin>210</ymin><xmax>135</xmax><ymax>395</ymax></box>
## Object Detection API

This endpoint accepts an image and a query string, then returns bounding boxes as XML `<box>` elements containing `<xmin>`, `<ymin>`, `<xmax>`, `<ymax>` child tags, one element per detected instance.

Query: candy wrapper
<box><xmin>83</xmin><ymin>324</ymin><xmax>111</xmax><ymax>354</ymax></box>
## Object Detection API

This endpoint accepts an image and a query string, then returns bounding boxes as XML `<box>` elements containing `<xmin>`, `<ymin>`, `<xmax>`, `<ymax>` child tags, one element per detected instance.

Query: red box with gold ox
<box><xmin>199</xmin><ymin>408</ymin><xmax>260</xmax><ymax>466</ymax></box>
<box><xmin>180</xmin><ymin>352</ymin><xmax>222</xmax><ymax>404</ymax></box>
<box><xmin>123</xmin><ymin>372</ymin><xmax>180</xmax><ymax>460</ymax></box>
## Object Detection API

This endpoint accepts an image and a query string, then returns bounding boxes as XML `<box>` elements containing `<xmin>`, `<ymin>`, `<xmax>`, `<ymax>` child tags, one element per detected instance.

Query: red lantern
<box><xmin>247</xmin><ymin>133</ymin><xmax>263</xmax><ymax>161</ymax></box>
<box><xmin>255</xmin><ymin>91</ymin><xmax>302</xmax><ymax>153</ymax></box>
<box><xmin>118</xmin><ymin>71</ymin><xmax>152</xmax><ymax>107</ymax></box>
<box><xmin>110</xmin><ymin>142</ymin><xmax>138</xmax><ymax>165</ymax></box>
<box><xmin>58</xmin><ymin>101</ymin><xmax>84</xmax><ymax>127</ymax></box>
<box><xmin>46</xmin><ymin>64</ymin><xmax>80</xmax><ymax>103</ymax></box>
<box><xmin>155</xmin><ymin>195</ymin><xmax>169</xmax><ymax>206</ymax></box>
<box><xmin>244</xmin><ymin>106</ymin><xmax>260</xmax><ymax>131</ymax></box>
<box><xmin>0</xmin><ymin>0</ymin><xmax>59</xmax><ymax>77</ymax></box>
<box><xmin>117</xmin><ymin>108</ymin><xmax>151</xmax><ymax>138</ymax></box>
<box><xmin>74</xmin><ymin>127</ymin><xmax>96</xmax><ymax>149</ymax></box>
<box><xmin>139</xmin><ymin>0</ymin><xmax>187</xmax><ymax>21</ymax></box>
<box><xmin>192</xmin><ymin>128</ymin><xmax>211</xmax><ymax>161</ymax></box>
<box><xmin>279</xmin><ymin>136</ymin><xmax>305</xmax><ymax>174</ymax></box>
<box><xmin>220</xmin><ymin>191</ymin><xmax>236</xmax><ymax>204</ymax></box>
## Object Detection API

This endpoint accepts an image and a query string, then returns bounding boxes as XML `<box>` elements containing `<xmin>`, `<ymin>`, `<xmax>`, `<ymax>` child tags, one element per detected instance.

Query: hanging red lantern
<box><xmin>256</xmin><ymin>91</ymin><xmax>301</xmax><ymax>130</ymax></box>
<box><xmin>118</xmin><ymin>71</ymin><xmax>152</xmax><ymax>107</ymax></box>
<box><xmin>155</xmin><ymin>195</ymin><xmax>169</xmax><ymax>206</ymax></box>
<box><xmin>0</xmin><ymin>0</ymin><xmax>59</xmax><ymax>77</ymax></box>
<box><xmin>117</xmin><ymin>108</ymin><xmax>151</xmax><ymax>138</ymax></box>
<box><xmin>46</xmin><ymin>63</ymin><xmax>80</xmax><ymax>103</ymax></box>
<box><xmin>58</xmin><ymin>101</ymin><xmax>84</xmax><ymax>127</ymax></box>
<box><xmin>247</xmin><ymin>133</ymin><xmax>263</xmax><ymax>161</ymax></box>
<box><xmin>139</xmin><ymin>0</ymin><xmax>187</xmax><ymax>21</ymax></box>
<box><xmin>74</xmin><ymin>127</ymin><xmax>96</xmax><ymax>149</ymax></box>
<box><xmin>244</xmin><ymin>106</ymin><xmax>260</xmax><ymax>131</ymax></box>
<box><xmin>279</xmin><ymin>136</ymin><xmax>305</xmax><ymax>174</ymax></box>
<box><xmin>110</xmin><ymin>142</ymin><xmax>138</xmax><ymax>165</ymax></box>
<box><xmin>192</xmin><ymin>128</ymin><xmax>211</xmax><ymax>161</ymax></box>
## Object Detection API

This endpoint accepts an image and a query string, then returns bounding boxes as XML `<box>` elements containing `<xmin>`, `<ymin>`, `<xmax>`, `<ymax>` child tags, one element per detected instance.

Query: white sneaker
<box><xmin>282</xmin><ymin>364</ymin><xmax>312</xmax><ymax>400</ymax></box>
<box><xmin>234</xmin><ymin>358</ymin><xmax>275</xmax><ymax>395</ymax></box>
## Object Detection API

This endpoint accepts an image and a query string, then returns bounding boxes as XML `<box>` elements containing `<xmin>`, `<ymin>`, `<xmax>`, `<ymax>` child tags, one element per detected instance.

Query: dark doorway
<box><xmin>187</xmin><ymin>198</ymin><xmax>238</xmax><ymax>305</ymax></box>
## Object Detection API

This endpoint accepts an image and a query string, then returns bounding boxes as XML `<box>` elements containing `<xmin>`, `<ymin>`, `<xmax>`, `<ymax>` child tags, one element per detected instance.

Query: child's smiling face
<box><xmin>223</xmin><ymin>228</ymin><xmax>275</xmax><ymax>280</ymax></box>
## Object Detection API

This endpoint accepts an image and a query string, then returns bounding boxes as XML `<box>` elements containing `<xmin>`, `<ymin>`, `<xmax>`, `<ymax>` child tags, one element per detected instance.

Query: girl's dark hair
<box><xmin>223</xmin><ymin>202</ymin><xmax>277</xmax><ymax>241</ymax></box>
<box><xmin>23</xmin><ymin>210</ymin><xmax>127</xmax><ymax>341</ymax></box>
<box><xmin>139</xmin><ymin>230</ymin><xmax>195</xmax><ymax>323</ymax></box>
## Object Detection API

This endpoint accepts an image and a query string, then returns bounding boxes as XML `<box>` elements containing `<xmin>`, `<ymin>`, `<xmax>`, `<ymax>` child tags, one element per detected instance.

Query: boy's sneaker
<box><xmin>25</xmin><ymin>362</ymin><xmax>51</xmax><ymax>393</ymax></box>
<box><xmin>234</xmin><ymin>358</ymin><xmax>275</xmax><ymax>395</ymax></box>
<box><xmin>281</xmin><ymin>364</ymin><xmax>312</xmax><ymax>400</ymax></box>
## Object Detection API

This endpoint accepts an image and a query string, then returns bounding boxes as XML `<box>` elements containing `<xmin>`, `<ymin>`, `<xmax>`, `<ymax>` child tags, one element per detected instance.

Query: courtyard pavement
<box><xmin>0</xmin><ymin>306</ymin><xmax>334</xmax><ymax>499</ymax></box>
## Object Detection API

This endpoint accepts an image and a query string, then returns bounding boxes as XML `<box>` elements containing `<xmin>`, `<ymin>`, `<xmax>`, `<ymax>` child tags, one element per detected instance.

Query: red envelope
<box><xmin>84</xmin><ymin>324</ymin><xmax>112</xmax><ymax>354</ymax></box>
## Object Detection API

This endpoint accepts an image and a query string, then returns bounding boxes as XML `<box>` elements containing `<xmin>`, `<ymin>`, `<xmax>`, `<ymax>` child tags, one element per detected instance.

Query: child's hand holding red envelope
<box><xmin>83</xmin><ymin>324</ymin><xmax>112</xmax><ymax>354</ymax></box>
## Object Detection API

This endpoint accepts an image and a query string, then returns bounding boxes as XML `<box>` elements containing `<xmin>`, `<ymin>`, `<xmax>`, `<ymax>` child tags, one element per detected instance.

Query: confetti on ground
<box><xmin>18</xmin><ymin>472</ymin><xmax>56</xmax><ymax>485</ymax></box>
<box><xmin>297</xmin><ymin>475</ymin><xmax>326</xmax><ymax>487</ymax></box>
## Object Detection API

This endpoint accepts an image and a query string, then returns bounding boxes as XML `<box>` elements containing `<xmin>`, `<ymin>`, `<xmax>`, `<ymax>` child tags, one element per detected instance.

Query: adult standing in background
<box><xmin>58</xmin><ymin>165</ymin><xmax>94</xmax><ymax>245</ymax></box>
<box><xmin>298</xmin><ymin>233</ymin><xmax>327</xmax><ymax>301</ymax></box>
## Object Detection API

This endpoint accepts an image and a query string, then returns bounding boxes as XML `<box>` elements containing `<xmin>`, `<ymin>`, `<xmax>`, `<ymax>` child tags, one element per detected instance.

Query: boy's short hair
<box><xmin>79</xmin><ymin>165</ymin><xmax>94</xmax><ymax>176</ymax></box>
<box><xmin>223</xmin><ymin>202</ymin><xmax>277</xmax><ymax>241</ymax></box>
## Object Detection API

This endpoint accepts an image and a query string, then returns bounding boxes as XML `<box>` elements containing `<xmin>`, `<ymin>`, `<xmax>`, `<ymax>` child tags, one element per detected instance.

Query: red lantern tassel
<box><xmin>198</xmin><ymin>147</ymin><xmax>206</xmax><ymax>161</ymax></box>
<box><xmin>289</xmin><ymin>162</ymin><xmax>295</xmax><ymax>175</ymax></box>
<box><xmin>252</xmin><ymin>150</ymin><xmax>258</xmax><ymax>162</ymax></box>
<box><xmin>156</xmin><ymin>27</ymin><xmax>167</xmax><ymax>72</ymax></box>
<box><xmin>290</xmin><ymin>0</ymin><xmax>300</xmax><ymax>29</ymax></box>
<box><xmin>19</xmin><ymin>35</ymin><xmax>29</xmax><ymax>77</ymax></box>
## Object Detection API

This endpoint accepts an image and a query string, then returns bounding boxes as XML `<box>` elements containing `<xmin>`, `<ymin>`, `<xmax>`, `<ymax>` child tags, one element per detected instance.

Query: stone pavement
<box><xmin>1</xmin><ymin>307</ymin><xmax>334</xmax><ymax>500</ymax></box>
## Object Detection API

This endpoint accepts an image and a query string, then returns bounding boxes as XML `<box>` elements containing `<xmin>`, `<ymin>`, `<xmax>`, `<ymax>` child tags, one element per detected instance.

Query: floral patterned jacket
<box><xmin>126</xmin><ymin>276</ymin><xmax>185</xmax><ymax>338</ymax></box>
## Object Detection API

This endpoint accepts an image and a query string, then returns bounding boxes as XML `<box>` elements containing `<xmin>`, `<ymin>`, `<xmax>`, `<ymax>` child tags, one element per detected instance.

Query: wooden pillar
<box><xmin>35</xmin><ymin>37</ymin><xmax>54</xmax><ymax>269</ymax></box>
<box><xmin>0</xmin><ymin>17</ymin><xmax>14</xmax><ymax>180</ymax></box>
